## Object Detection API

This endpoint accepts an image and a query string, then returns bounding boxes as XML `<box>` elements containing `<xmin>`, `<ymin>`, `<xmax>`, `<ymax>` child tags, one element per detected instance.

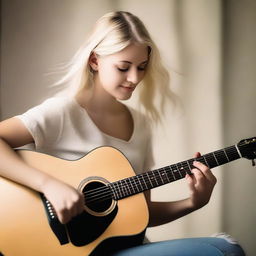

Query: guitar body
<box><xmin>1</xmin><ymin>137</ymin><xmax>255</xmax><ymax>255</ymax></box>
<box><xmin>0</xmin><ymin>147</ymin><xmax>149</xmax><ymax>256</ymax></box>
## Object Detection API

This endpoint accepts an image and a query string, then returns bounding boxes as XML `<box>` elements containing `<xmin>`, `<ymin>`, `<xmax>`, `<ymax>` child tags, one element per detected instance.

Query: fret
<box><xmin>121</xmin><ymin>180</ymin><xmax>127</xmax><ymax>197</ymax></box>
<box><xmin>181</xmin><ymin>160</ymin><xmax>190</xmax><ymax>170</ymax></box>
<box><xmin>124</xmin><ymin>179</ymin><xmax>131</xmax><ymax>196</ymax></box>
<box><xmin>127</xmin><ymin>177</ymin><xmax>136</xmax><ymax>195</ymax></box>
<box><xmin>180</xmin><ymin>167</ymin><xmax>186</xmax><ymax>177</ymax></box>
<box><xmin>204</xmin><ymin>153</ymin><xmax>218</xmax><ymax>168</ymax></box>
<box><xmin>212</xmin><ymin>152</ymin><xmax>220</xmax><ymax>166</ymax></box>
<box><xmin>115</xmin><ymin>180</ymin><xmax>122</xmax><ymax>198</ymax></box>
<box><xmin>188</xmin><ymin>159</ymin><xmax>194</xmax><ymax>171</ymax></box>
<box><xmin>141</xmin><ymin>174</ymin><xmax>149</xmax><ymax>190</ymax></box>
<box><xmin>163</xmin><ymin>168</ymin><xmax>171</xmax><ymax>183</ymax></box>
<box><xmin>175</xmin><ymin>164</ymin><xmax>183</xmax><ymax>178</ymax></box>
<box><xmin>176</xmin><ymin>162</ymin><xmax>187</xmax><ymax>178</ymax></box>
<box><xmin>164</xmin><ymin>168</ymin><xmax>171</xmax><ymax>182</ymax></box>
<box><xmin>186</xmin><ymin>160</ymin><xmax>192</xmax><ymax>171</ymax></box>
<box><xmin>135</xmin><ymin>176</ymin><xmax>140</xmax><ymax>193</ymax></box>
<box><xmin>151</xmin><ymin>171</ymin><xmax>159</xmax><ymax>187</ymax></box>
<box><xmin>182</xmin><ymin>160</ymin><xmax>192</xmax><ymax>175</ymax></box>
<box><xmin>202</xmin><ymin>155</ymin><xmax>210</xmax><ymax>167</ymax></box>
<box><xmin>226</xmin><ymin>146</ymin><xmax>240</xmax><ymax>161</ymax></box>
<box><xmin>118</xmin><ymin>180</ymin><xmax>125</xmax><ymax>198</ymax></box>
<box><xmin>109</xmin><ymin>183</ymin><xmax>118</xmax><ymax>200</ymax></box>
<box><xmin>214</xmin><ymin>150</ymin><xmax>229</xmax><ymax>165</ymax></box>
<box><xmin>136</xmin><ymin>175</ymin><xmax>144</xmax><ymax>192</ymax></box>
<box><xmin>223</xmin><ymin>149</ymin><xmax>230</xmax><ymax>162</ymax></box>
<box><xmin>128</xmin><ymin>177</ymin><xmax>136</xmax><ymax>194</ymax></box>
<box><xmin>198</xmin><ymin>156</ymin><xmax>208</xmax><ymax>167</ymax></box>
<box><xmin>144</xmin><ymin>172</ymin><xmax>152</xmax><ymax>189</ymax></box>
<box><xmin>169</xmin><ymin>165</ymin><xmax>182</xmax><ymax>180</ymax></box>
<box><xmin>152</xmin><ymin>171</ymin><xmax>159</xmax><ymax>186</ymax></box>
<box><xmin>153</xmin><ymin>170</ymin><xmax>159</xmax><ymax>184</ymax></box>
<box><xmin>158</xmin><ymin>169</ymin><xmax>165</xmax><ymax>184</ymax></box>
<box><xmin>119</xmin><ymin>180</ymin><xmax>125</xmax><ymax>197</ymax></box>
<box><xmin>182</xmin><ymin>163</ymin><xmax>189</xmax><ymax>175</ymax></box>
<box><xmin>146</xmin><ymin>172</ymin><xmax>154</xmax><ymax>188</ymax></box>
<box><xmin>164</xmin><ymin>166</ymin><xmax>176</xmax><ymax>182</ymax></box>
<box><xmin>170</xmin><ymin>166</ymin><xmax>179</xmax><ymax>180</ymax></box>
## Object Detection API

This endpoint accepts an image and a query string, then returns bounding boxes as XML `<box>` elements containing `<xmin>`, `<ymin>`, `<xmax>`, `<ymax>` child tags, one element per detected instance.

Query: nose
<box><xmin>126</xmin><ymin>68</ymin><xmax>140</xmax><ymax>85</ymax></box>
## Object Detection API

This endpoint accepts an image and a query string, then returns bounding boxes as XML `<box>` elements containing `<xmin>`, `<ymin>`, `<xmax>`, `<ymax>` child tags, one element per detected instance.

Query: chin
<box><xmin>116</xmin><ymin>95</ymin><xmax>132</xmax><ymax>101</ymax></box>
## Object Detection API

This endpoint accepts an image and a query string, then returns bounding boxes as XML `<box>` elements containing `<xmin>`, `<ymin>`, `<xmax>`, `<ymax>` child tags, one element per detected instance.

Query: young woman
<box><xmin>0</xmin><ymin>11</ymin><xmax>245</xmax><ymax>256</ymax></box>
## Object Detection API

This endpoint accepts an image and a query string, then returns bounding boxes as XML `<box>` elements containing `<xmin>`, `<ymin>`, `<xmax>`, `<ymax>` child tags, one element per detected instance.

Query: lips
<box><xmin>120</xmin><ymin>85</ymin><xmax>136</xmax><ymax>91</ymax></box>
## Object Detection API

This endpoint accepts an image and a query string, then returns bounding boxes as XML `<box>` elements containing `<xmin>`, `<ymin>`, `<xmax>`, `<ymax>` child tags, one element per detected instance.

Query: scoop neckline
<box><xmin>70</xmin><ymin>97</ymin><xmax>136</xmax><ymax>144</ymax></box>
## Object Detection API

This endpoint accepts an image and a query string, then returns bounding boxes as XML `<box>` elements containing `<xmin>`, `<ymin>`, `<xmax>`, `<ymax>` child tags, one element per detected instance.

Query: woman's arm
<box><xmin>0</xmin><ymin>117</ymin><xmax>84</xmax><ymax>224</ymax></box>
<box><xmin>145</xmin><ymin>152</ymin><xmax>217</xmax><ymax>227</ymax></box>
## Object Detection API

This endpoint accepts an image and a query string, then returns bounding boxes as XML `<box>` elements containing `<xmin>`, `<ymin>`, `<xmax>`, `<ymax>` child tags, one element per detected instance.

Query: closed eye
<box><xmin>117</xmin><ymin>68</ymin><xmax>129</xmax><ymax>72</ymax></box>
<box><xmin>117</xmin><ymin>66</ymin><xmax>147</xmax><ymax>72</ymax></box>
<box><xmin>138</xmin><ymin>66</ymin><xmax>147</xmax><ymax>71</ymax></box>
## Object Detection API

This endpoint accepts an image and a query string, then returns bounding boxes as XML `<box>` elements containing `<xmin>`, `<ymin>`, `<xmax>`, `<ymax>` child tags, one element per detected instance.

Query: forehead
<box><xmin>106</xmin><ymin>43</ymin><xmax>149</xmax><ymax>63</ymax></box>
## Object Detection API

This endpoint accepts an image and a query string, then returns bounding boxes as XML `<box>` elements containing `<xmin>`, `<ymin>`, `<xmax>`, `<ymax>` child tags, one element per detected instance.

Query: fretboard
<box><xmin>109</xmin><ymin>144</ymin><xmax>241</xmax><ymax>200</ymax></box>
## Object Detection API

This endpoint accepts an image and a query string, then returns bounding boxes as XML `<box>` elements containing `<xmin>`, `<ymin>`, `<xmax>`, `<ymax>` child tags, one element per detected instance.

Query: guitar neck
<box><xmin>110</xmin><ymin>144</ymin><xmax>242</xmax><ymax>200</ymax></box>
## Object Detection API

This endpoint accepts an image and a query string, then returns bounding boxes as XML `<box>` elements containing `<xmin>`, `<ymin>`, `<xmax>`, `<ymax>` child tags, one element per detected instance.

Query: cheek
<box><xmin>99</xmin><ymin>66</ymin><xmax>125</xmax><ymax>85</ymax></box>
<box><xmin>139</xmin><ymin>72</ymin><xmax>146</xmax><ymax>82</ymax></box>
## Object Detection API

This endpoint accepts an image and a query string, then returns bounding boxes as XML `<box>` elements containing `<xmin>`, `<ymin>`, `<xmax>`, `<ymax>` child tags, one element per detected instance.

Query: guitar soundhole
<box><xmin>82</xmin><ymin>180</ymin><xmax>115</xmax><ymax>216</ymax></box>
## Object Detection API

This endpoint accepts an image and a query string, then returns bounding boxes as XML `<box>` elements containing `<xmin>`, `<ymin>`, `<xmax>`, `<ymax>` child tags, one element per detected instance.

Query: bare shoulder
<box><xmin>0</xmin><ymin>117</ymin><xmax>34</xmax><ymax>148</ymax></box>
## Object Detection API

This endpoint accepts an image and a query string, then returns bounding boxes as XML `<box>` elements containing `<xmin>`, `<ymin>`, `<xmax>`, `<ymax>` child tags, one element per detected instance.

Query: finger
<box><xmin>185</xmin><ymin>173</ymin><xmax>195</xmax><ymax>190</ymax></box>
<box><xmin>193</xmin><ymin>160</ymin><xmax>209</xmax><ymax>172</ymax></box>
<box><xmin>58</xmin><ymin>208</ymin><xmax>70</xmax><ymax>224</ymax></box>
<box><xmin>193</xmin><ymin>161</ymin><xmax>216</xmax><ymax>183</ymax></box>
<box><xmin>193</xmin><ymin>152</ymin><xmax>201</xmax><ymax>158</ymax></box>
<box><xmin>76</xmin><ymin>194</ymin><xmax>85</xmax><ymax>215</ymax></box>
<box><xmin>191</xmin><ymin>167</ymin><xmax>205</xmax><ymax>184</ymax></box>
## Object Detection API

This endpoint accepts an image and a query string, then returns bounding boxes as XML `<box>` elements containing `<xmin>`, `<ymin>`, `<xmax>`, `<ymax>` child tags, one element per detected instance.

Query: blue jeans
<box><xmin>111</xmin><ymin>237</ymin><xmax>246</xmax><ymax>256</ymax></box>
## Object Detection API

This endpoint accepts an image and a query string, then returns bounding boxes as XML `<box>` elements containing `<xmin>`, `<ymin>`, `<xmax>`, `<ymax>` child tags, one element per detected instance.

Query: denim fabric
<box><xmin>111</xmin><ymin>237</ymin><xmax>246</xmax><ymax>256</ymax></box>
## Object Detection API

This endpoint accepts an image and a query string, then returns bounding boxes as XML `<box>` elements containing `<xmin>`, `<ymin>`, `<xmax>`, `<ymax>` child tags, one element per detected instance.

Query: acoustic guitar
<box><xmin>0</xmin><ymin>137</ymin><xmax>255</xmax><ymax>256</ymax></box>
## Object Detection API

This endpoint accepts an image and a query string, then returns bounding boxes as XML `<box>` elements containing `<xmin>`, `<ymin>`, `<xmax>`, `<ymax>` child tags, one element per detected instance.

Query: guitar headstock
<box><xmin>237</xmin><ymin>137</ymin><xmax>256</xmax><ymax>161</ymax></box>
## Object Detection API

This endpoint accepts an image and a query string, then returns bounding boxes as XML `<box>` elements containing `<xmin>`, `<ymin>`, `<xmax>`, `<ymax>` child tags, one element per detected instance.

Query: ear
<box><xmin>89</xmin><ymin>52</ymin><xmax>99</xmax><ymax>71</ymax></box>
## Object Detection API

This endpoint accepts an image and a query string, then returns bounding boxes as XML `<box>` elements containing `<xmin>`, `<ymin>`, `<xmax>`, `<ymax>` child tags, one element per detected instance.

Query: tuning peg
<box><xmin>252</xmin><ymin>159</ymin><xmax>256</xmax><ymax>166</ymax></box>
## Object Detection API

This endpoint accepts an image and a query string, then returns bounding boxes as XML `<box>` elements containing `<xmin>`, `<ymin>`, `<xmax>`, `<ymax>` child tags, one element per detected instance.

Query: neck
<box><xmin>76</xmin><ymin>83</ymin><xmax>122</xmax><ymax>115</ymax></box>
<box><xmin>109</xmin><ymin>144</ymin><xmax>242</xmax><ymax>200</ymax></box>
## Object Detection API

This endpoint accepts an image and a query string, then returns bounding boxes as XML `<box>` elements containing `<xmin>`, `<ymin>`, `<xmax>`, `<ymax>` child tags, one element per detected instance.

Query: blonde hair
<box><xmin>54</xmin><ymin>11</ymin><xmax>175</xmax><ymax>123</ymax></box>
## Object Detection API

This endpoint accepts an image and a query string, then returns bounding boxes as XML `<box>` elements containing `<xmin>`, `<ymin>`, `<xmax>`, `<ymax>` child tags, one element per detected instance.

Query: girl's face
<box><xmin>91</xmin><ymin>43</ymin><xmax>149</xmax><ymax>101</ymax></box>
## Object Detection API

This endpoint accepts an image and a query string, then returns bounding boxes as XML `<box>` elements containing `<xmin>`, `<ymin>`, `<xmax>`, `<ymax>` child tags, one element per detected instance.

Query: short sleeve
<box><xmin>15</xmin><ymin>98</ymin><xmax>65</xmax><ymax>149</ymax></box>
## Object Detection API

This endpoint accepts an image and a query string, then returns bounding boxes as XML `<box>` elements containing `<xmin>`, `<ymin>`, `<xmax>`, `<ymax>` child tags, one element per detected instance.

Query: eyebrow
<box><xmin>119</xmin><ymin>60</ymin><xmax>148</xmax><ymax>65</ymax></box>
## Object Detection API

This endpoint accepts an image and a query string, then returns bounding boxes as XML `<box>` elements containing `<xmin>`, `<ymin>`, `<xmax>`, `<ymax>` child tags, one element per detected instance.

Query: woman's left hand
<box><xmin>185</xmin><ymin>152</ymin><xmax>217</xmax><ymax>210</ymax></box>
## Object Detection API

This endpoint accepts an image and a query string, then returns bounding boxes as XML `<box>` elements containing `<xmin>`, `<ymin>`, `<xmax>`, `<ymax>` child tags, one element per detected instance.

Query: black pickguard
<box><xmin>41</xmin><ymin>192</ymin><xmax>118</xmax><ymax>247</ymax></box>
<box><xmin>66</xmin><ymin>204</ymin><xmax>118</xmax><ymax>246</ymax></box>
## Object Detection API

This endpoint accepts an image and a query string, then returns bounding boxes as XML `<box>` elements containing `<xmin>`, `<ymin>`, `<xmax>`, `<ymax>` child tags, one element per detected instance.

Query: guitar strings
<box><xmin>84</xmin><ymin>169</ymin><xmax>182</xmax><ymax>204</ymax></box>
<box><xmin>84</xmin><ymin>164</ymin><xmax>213</xmax><ymax>205</ymax></box>
<box><xmin>83</xmin><ymin>147</ymin><xmax>240</xmax><ymax>204</ymax></box>
<box><xmin>83</xmin><ymin>167</ymin><xmax>185</xmax><ymax>201</ymax></box>
<box><xmin>84</xmin><ymin>147</ymin><xmax>239</xmax><ymax>203</ymax></box>
<box><xmin>84</xmin><ymin>146</ymin><xmax>238</xmax><ymax>200</ymax></box>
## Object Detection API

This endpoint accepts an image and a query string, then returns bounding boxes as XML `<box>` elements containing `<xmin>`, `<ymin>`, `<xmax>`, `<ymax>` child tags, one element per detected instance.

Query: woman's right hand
<box><xmin>0</xmin><ymin>117</ymin><xmax>85</xmax><ymax>224</ymax></box>
<box><xmin>41</xmin><ymin>178</ymin><xmax>85</xmax><ymax>224</ymax></box>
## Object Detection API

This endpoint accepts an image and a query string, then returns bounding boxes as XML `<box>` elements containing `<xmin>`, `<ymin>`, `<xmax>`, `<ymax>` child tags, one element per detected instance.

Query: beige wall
<box><xmin>221</xmin><ymin>0</ymin><xmax>256</xmax><ymax>254</ymax></box>
<box><xmin>1</xmin><ymin>0</ymin><xmax>255</xmax><ymax>254</ymax></box>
